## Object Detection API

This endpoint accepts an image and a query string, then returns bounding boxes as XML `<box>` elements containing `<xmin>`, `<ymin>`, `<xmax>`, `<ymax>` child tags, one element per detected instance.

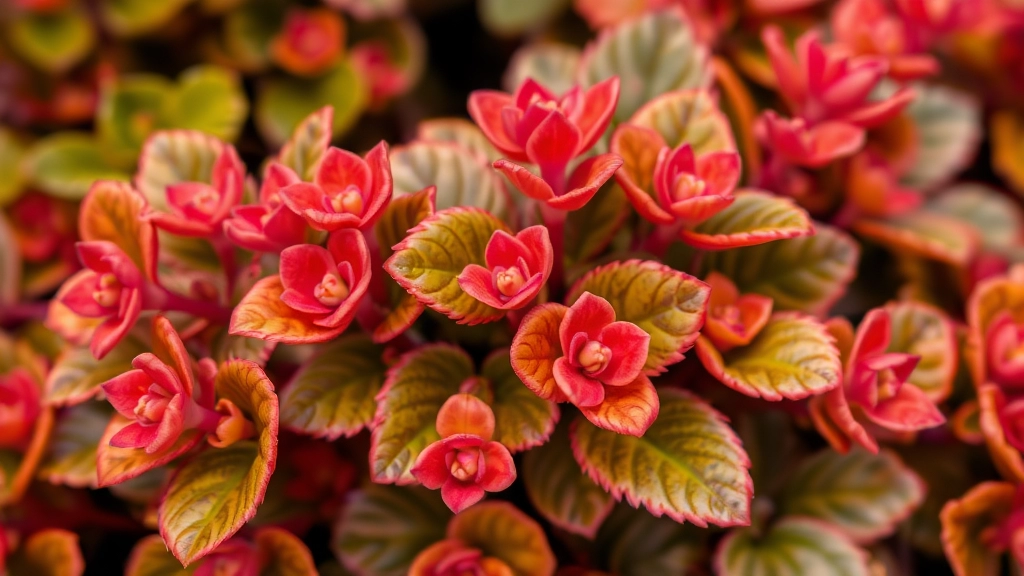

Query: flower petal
<box><xmin>493</xmin><ymin>160</ymin><xmax>554</xmax><ymax>203</ymax></box>
<box><xmin>108</xmin><ymin>421</ymin><xmax>159</xmax><ymax>450</ymax></box>
<box><xmin>861</xmin><ymin>382</ymin><xmax>946</xmax><ymax>432</ymax></box>
<box><xmin>575</xmin><ymin>76</ymin><xmax>620</xmax><ymax>154</ymax></box>
<box><xmin>559</xmin><ymin>292</ymin><xmax>616</xmax><ymax>353</ymax></box>
<box><xmin>436</xmin><ymin>394</ymin><xmax>496</xmax><ymax>440</ymax></box>
<box><xmin>441</xmin><ymin>479</ymin><xmax>486</xmax><ymax>514</ymax></box>
<box><xmin>410</xmin><ymin>439</ymin><xmax>451</xmax><ymax>490</ymax></box>
<box><xmin>479</xmin><ymin>441</ymin><xmax>516</xmax><ymax>492</ymax></box>
<box><xmin>597</xmin><ymin>321</ymin><xmax>651</xmax><ymax>386</ymax></box>
<box><xmin>577</xmin><ymin>373</ymin><xmax>659</xmax><ymax>437</ymax></box>
<box><xmin>468</xmin><ymin>90</ymin><xmax>525</xmax><ymax>160</ymax></box>
<box><xmin>315</xmin><ymin>147</ymin><xmax>373</xmax><ymax>197</ymax></box>
<box><xmin>550</xmin><ymin>153</ymin><xmax>624</xmax><ymax>211</ymax></box>
<box><xmin>553</xmin><ymin>357</ymin><xmax>605</xmax><ymax>408</ymax></box>
<box><xmin>101</xmin><ymin>369</ymin><xmax>152</xmax><ymax>419</ymax></box>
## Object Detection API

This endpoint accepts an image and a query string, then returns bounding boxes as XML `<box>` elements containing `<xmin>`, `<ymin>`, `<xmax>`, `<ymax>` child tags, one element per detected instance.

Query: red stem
<box><xmin>142</xmin><ymin>283</ymin><xmax>233</xmax><ymax>324</ymax></box>
<box><xmin>540</xmin><ymin>203</ymin><xmax>567</xmax><ymax>298</ymax></box>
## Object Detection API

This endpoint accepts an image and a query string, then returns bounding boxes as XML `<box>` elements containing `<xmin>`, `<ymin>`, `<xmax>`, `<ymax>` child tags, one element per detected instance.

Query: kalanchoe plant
<box><xmin>3</xmin><ymin>0</ymin><xmax>1024</xmax><ymax>573</ymax></box>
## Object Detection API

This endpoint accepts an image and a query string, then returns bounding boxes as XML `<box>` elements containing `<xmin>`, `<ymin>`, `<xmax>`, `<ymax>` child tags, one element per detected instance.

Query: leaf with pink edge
<box><xmin>447</xmin><ymin>501</ymin><xmax>557</xmax><ymax>576</ymax></box>
<box><xmin>158</xmin><ymin>360</ymin><xmax>279</xmax><ymax>566</ymax></box>
<box><xmin>133</xmin><ymin>130</ymin><xmax>227</xmax><ymax>211</ymax></box>
<box><xmin>45</xmin><ymin>337</ymin><xmax>146</xmax><ymax>406</ymax></box>
<box><xmin>369</xmin><ymin>345</ymin><xmax>473</xmax><ymax>484</ymax></box>
<box><xmin>679</xmin><ymin>191</ymin><xmax>814</xmax><ymax>250</ymax></box>
<box><xmin>625</xmin><ymin>89</ymin><xmax>734</xmax><ymax>153</ymax></box>
<box><xmin>390</xmin><ymin>141</ymin><xmax>510</xmax><ymax>219</ymax></box>
<box><xmin>696</xmin><ymin>224</ymin><xmax>860</xmax><ymax>315</ymax></box>
<box><xmin>277</xmin><ymin>105</ymin><xmax>333</xmax><ymax>181</ymax></box>
<box><xmin>125</xmin><ymin>535</ymin><xmax>192</xmax><ymax>576</ymax></box>
<box><xmin>38</xmin><ymin>400</ymin><xmax>112</xmax><ymax>488</ymax></box>
<box><xmin>481</xmin><ymin>349</ymin><xmax>558</xmax><ymax>452</ymax></box>
<box><xmin>79</xmin><ymin>180</ymin><xmax>157</xmax><ymax>281</ymax></box>
<box><xmin>715</xmin><ymin>517</ymin><xmax>870</xmax><ymax>576</ymax></box>
<box><xmin>926</xmin><ymin>184</ymin><xmax>1024</xmax><ymax>261</ymax></box>
<box><xmin>940</xmin><ymin>481</ymin><xmax>1016</xmax><ymax>576</ymax></box>
<box><xmin>884</xmin><ymin>301</ymin><xmax>957</xmax><ymax>403</ymax></box>
<box><xmin>901</xmin><ymin>84</ymin><xmax>981</xmax><ymax>192</ymax></box>
<box><xmin>6</xmin><ymin>529</ymin><xmax>85</xmax><ymax>576</ymax></box>
<box><xmin>230</xmin><ymin>276</ymin><xmax>347</xmax><ymax>344</ymax></box>
<box><xmin>385</xmin><ymin>208</ymin><xmax>510</xmax><ymax>325</ymax></box>
<box><xmin>776</xmin><ymin>449</ymin><xmax>925</xmax><ymax>543</ymax></box>
<box><xmin>567</xmin><ymin>260</ymin><xmax>710</xmax><ymax>374</ymax></box>
<box><xmin>852</xmin><ymin>211</ymin><xmax>979</xmax><ymax>266</ymax></box>
<box><xmin>695</xmin><ymin>313</ymin><xmax>841</xmax><ymax>401</ymax></box>
<box><xmin>416</xmin><ymin>118</ymin><xmax>500</xmax><ymax>163</ymax></box>
<box><xmin>522</xmin><ymin>420</ymin><xmax>612</xmax><ymax>538</ymax></box>
<box><xmin>571</xmin><ymin>388</ymin><xmax>752</xmax><ymax>527</ymax></box>
<box><xmin>333</xmin><ymin>485</ymin><xmax>451</xmax><ymax>576</ymax></box>
<box><xmin>280</xmin><ymin>335</ymin><xmax>387</xmax><ymax>440</ymax></box>
<box><xmin>96</xmin><ymin>416</ymin><xmax>204</xmax><ymax>487</ymax></box>
<box><xmin>578</xmin><ymin>10</ymin><xmax>711</xmax><ymax>124</ymax></box>
<box><xmin>510</xmin><ymin>303</ymin><xmax>569</xmax><ymax>403</ymax></box>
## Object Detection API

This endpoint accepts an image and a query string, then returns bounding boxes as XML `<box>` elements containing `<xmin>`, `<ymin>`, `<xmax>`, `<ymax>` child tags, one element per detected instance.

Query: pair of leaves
<box><xmin>369</xmin><ymin>345</ymin><xmax>556</xmax><ymax>484</ymax></box>
<box><xmin>716</xmin><ymin>517</ymin><xmax>870</xmax><ymax>576</ymax></box>
<box><xmin>7</xmin><ymin>8</ymin><xmax>94</xmax><ymax>73</ymax></box>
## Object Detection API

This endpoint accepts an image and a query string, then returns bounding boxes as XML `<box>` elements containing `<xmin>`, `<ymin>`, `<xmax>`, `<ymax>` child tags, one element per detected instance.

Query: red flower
<box><xmin>278</xmin><ymin>142</ymin><xmax>393</xmax><ymax>231</ymax></box>
<box><xmin>269</xmin><ymin>8</ymin><xmax>346</xmax><ymax>77</ymax></box>
<box><xmin>831</xmin><ymin>0</ymin><xmax>940</xmax><ymax>81</ymax></box>
<box><xmin>100</xmin><ymin>317</ymin><xmax>218</xmax><ymax>455</ymax></box>
<box><xmin>223</xmin><ymin>162</ymin><xmax>308</xmax><ymax>252</ymax></box>
<box><xmin>144</xmin><ymin>145</ymin><xmax>245</xmax><ymax>238</ymax></box>
<box><xmin>757</xmin><ymin>111</ymin><xmax>866</xmax><ymax>168</ymax></box>
<box><xmin>457</xmin><ymin>226</ymin><xmax>554</xmax><ymax>310</ymax></box>
<box><xmin>411</xmin><ymin>394</ymin><xmax>515</xmax><ymax>514</ymax></box>
<box><xmin>469</xmin><ymin>78</ymin><xmax>622</xmax><ymax>210</ymax></box>
<box><xmin>410</xmin><ymin>539</ymin><xmax>514</xmax><ymax>576</ymax></box>
<box><xmin>653</xmin><ymin>142</ymin><xmax>739</xmax><ymax>226</ymax></box>
<box><xmin>350</xmin><ymin>41</ymin><xmax>414</xmax><ymax>109</ymax></box>
<box><xmin>986</xmin><ymin>311</ymin><xmax>1024</xmax><ymax>387</ymax></box>
<box><xmin>701</xmin><ymin>273</ymin><xmax>773</xmax><ymax>352</ymax></box>
<box><xmin>552</xmin><ymin>292</ymin><xmax>651</xmax><ymax>408</ymax></box>
<box><xmin>843</xmin><ymin>150</ymin><xmax>922</xmax><ymax>218</ymax></box>
<box><xmin>57</xmin><ymin>241</ymin><xmax>144</xmax><ymax>359</ymax></box>
<box><xmin>0</xmin><ymin>368</ymin><xmax>41</xmax><ymax>449</ymax></box>
<box><xmin>192</xmin><ymin>538</ymin><xmax>259</xmax><ymax>576</ymax></box>
<box><xmin>762</xmin><ymin>25</ymin><xmax>915</xmax><ymax>129</ymax></box>
<box><xmin>278</xmin><ymin>229</ymin><xmax>371</xmax><ymax>331</ymax></box>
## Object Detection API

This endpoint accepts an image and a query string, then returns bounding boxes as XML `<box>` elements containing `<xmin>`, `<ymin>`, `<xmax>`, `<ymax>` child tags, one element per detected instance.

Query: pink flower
<box><xmin>409</xmin><ymin>539</ymin><xmax>515</xmax><ymax>576</ymax></box>
<box><xmin>701</xmin><ymin>273</ymin><xmax>773</xmax><ymax>352</ymax></box>
<box><xmin>411</xmin><ymin>394</ymin><xmax>515</xmax><ymax>514</ymax></box>
<box><xmin>350</xmin><ymin>41</ymin><xmax>414</xmax><ymax>109</ymax></box>
<box><xmin>652</xmin><ymin>142</ymin><xmax>739</xmax><ymax>226</ymax></box>
<box><xmin>762</xmin><ymin>25</ymin><xmax>915</xmax><ymax>128</ymax></box>
<box><xmin>552</xmin><ymin>292</ymin><xmax>651</xmax><ymax>408</ymax></box>
<box><xmin>269</xmin><ymin>8</ymin><xmax>345</xmax><ymax>77</ymax></box>
<box><xmin>100</xmin><ymin>317</ymin><xmax>219</xmax><ymax>455</ymax></box>
<box><xmin>831</xmin><ymin>0</ymin><xmax>940</xmax><ymax>81</ymax></box>
<box><xmin>457</xmin><ymin>226</ymin><xmax>554</xmax><ymax>310</ymax></box>
<box><xmin>223</xmin><ymin>162</ymin><xmax>308</xmax><ymax>252</ymax></box>
<box><xmin>986</xmin><ymin>311</ymin><xmax>1024</xmax><ymax>387</ymax></box>
<box><xmin>57</xmin><ymin>241</ymin><xmax>144</xmax><ymax>359</ymax></box>
<box><xmin>757</xmin><ymin>111</ymin><xmax>866</xmax><ymax>168</ymax></box>
<box><xmin>469</xmin><ymin>78</ymin><xmax>623</xmax><ymax>210</ymax></box>
<box><xmin>193</xmin><ymin>538</ymin><xmax>259</xmax><ymax>576</ymax></box>
<box><xmin>145</xmin><ymin>146</ymin><xmax>245</xmax><ymax>238</ymax></box>
<box><xmin>0</xmin><ymin>368</ymin><xmax>41</xmax><ymax>449</ymax></box>
<box><xmin>843</xmin><ymin>150</ymin><xmax>922</xmax><ymax>218</ymax></box>
<box><xmin>278</xmin><ymin>142</ymin><xmax>393</xmax><ymax>232</ymax></box>
<box><xmin>278</xmin><ymin>229</ymin><xmax>371</xmax><ymax>330</ymax></box>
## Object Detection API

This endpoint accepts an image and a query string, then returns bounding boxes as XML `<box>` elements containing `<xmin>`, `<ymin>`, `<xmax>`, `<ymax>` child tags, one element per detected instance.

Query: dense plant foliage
<box><xmin>2</xmin><ymin>0</ymin><xmax>1024</xmax><ymax>574</ymax></box>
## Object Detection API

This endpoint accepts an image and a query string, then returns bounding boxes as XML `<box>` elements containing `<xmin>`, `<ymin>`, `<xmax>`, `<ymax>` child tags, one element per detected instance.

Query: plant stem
<box><xmin>142</xmin><ymin>283</ymin><xmax>232</xmax><ymax>324</ymax></box>
<box><xmin>540</xmin><ymin>203</ymin><xmax>567</xmax><ymax>298</ymax></box>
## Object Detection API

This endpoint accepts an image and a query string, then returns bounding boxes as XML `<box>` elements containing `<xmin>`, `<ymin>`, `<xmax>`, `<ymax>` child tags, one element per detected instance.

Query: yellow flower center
<box><xmin>495</xmin><ymin>267</ymin><xmax>526</xmax><ymax>297</ymax></box>
<box><xmin>190</xmin><ymin>188</ymin><xmax>220</xmax><ymax>215</ymax></box>
<box><xmin>314</xmin><ymin>273</ymin><xmax>349</xmax><ymax>307</ymax></box>
<box><xmin>672</xmin><ymin>172</ymin><xmax>707</xmax><ymax>202</ymax></box>
<box><xmin>92</xmin><ymin>273</ymin><xmax>121</xmax><ymax>308</ymax></box>
<box><xmin>330</xmin><ymin>188</ymin><xmax>364</xmax><ymax>215</ymax></box>
<box><xmin>577</xmin><ymin>340</ymin><xmax>611</xmax><ymax>374</ymax></box>
<box><xmin>450</xmin><ymin>449</ymin><xmax>479</xmax><ymax>481</ymax></box>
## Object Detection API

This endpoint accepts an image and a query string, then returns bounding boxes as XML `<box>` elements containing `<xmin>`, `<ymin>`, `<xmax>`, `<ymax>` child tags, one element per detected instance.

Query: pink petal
<box><xmin>90</xmin><ymin>288</ymin><xmax>141</xmax><ymax>360</ymax></box>
<box><xmin>278</xmin><ymin>182</ymin><xmax>362</xmax><ymax>231</ymax></box>
<box><xmin>762</xmin><ymin>25</ymin><xmax>807</xmax><ymax>112</ymax></box>
<box><xmin>132</xmin><ymin>353</ymin><xmax>183</xmax><ymax>396</ymax></box>
<box><xmin>153</xmin><ymin>315</ymin><xmax>195</xmax><ymax>399</ymax></box>
<box><xmin>559</xmin><ymin>292</ymin><xmax>616</xmax><ymax>353</ymax></box>
<box><xmin>493</xmin><ymin>160</ymin><xmax>555</xmax><ymax>202</ymax></box>
<box><xmin>108</xmin><ymin>421</ymin><xmax>159</xmax><ymax>450</ymax></box>
<box><xmin>553</xmin><ymin>357</ymin><xmax>605</xmax><ymax>407</ymax></box>
<box><xmin>696</xmin><ymin>151</ymin><xmax>741</xmax><ymax>198</ymax></box>
<box><xmin>360</xmin><ymin>141</ymin><xmax>393</xmax><ymax>229</ymax></box>
<box><xmin>315</xmin><ymin>147</ymin><xmax>373</xmax><ymax>198</ymax></box>
<box><xmin>575</xmin><ymin>76</ymin><xmax>620</xmax><ymax>153</ymax></box>
<box><xmin>224</xmin><ymin>207</ymin><xmax>280</xmax><ymax>253</ymax></box>
<box><xmin>822</xmin><ymin>387</ymin><xmax>879</xmax><ymax>453</ymax></box>
<box><xmin>515</xmin><ymin>226</ymin><xmax>554</xmax><ymax>280</ymax></box>
<box><xmin>145</xmin><ymin>211</ymin><xmax>217</xmax><ymax>237</ymax></box>
<box><xmin>147</xmin><ymin>394</ymin><xmax>186</xmax><ymax>454</ymax></box>
<box><xmin>59</xmin><ymin>271</ymin><xmax>109</xmax><ymax>318</ymax></box>
<box><xmin>842</xmin><ymin>87</ymin><xmax>916</xmax><ymax>128</ymax></box>
<box><xmin>166</xmin><ymin>182</ymin><xmax>215</xmax><ymax>215</ymax></box>
<box><xmin>525</xmin><ymin>110</ymin><xmax>581</xmax><ymax>171</ymax></box>
<box><xmin>436</xmin><ymin>394</ymin><xmax>496</xmax><ymax>440</ymax></box>
<box><xmin>514</xmin><ymin>78</ymin><xmax>558</xmax><ymax>110</ymax></box>
<box><xmin>101</xmin><ymin>369</ymin><xmax>152</xmax><ymax>419</ymax></box>
<box><xmin>821</xmin><ymin>59</ymin><xmax>886</xmax><ymax>112</ymax></box>
<box><xmin>611</xmin><ymin>126</ymin><xmax>676</xmax><ymax>226</ymax></box>
<box><xmin>279</xmin><ymin>244</ymin><xmax>335</xmax><ymax>297</ymax></box>
<box><xmin>862</xmin><ymin>382</ymin><xmax>946</xmax><ymax>432</ymax></box>
<box><xmin>669</xmin><ymin>195</ymin><xmax>735</xmax><ymax>227</ymax></box>
<box><xmin>441</xmin><ymin>479</ymin><xmax>485</xmax><ymax>514</ymax></box>
<box><xmin>848</xmin><ymin>308</ymin><xmax>892</xmax><ymax>377</ymax></box>
<box><xmin>280</xmin><ymin>289</ymin><xmax>333</xmax><ymax>315</ymax></box>
<box><xmin>484</xmin><ymin>229</ymin><xmax>530</xmax><ymax>270</ymax></box>
<box><xmin>260</xmin><ymin>162</ymin><xmax>301</xmax><ymax>203</ymax></box>
<box><xmin>467</xmin><ymin>90</ymin><xmax>525</xmax><ymax>160</ymax></box>
<box><xmin>496</xmin><ymin>273</ymin><xmax>545</xmax><ymax>310</ymax></box>
<box><xmin>457</xmin><ymin>264</ymin><xmax>506</xmax><ymax>309</ymax></box>
<box><xmin>263</xmin><ymin>204</ymin><xmax>308</xmax><ymax>246</ymax></box>
<box><xmin>597</xmin><ymin>321</ymin><xmax>651</xmax><ymax>386</ymax></box>
<box><xmin>478</xmin><ymin>441</ymin><xmax>516</xmax><ymax>492</ymax></box>
<box><xmin>410</xmin><ymin>440</ymin><xmax>451</xmax><ymax>489</ymax></box>
<box><xmin>656</xmin><ymin>144</ymin><xmax>697</xmax><ymax>210</ymax></box>
<box><xmin>550</xmin><ymin>153</ymin><xmax>622</xmax><ymax>211</ymax></box>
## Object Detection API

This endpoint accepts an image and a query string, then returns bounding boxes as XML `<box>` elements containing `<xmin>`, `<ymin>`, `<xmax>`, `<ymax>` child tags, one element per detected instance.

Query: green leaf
<box><xmin>567</xmin><ymin>260</ymin><xmax>709</xmax><ymax>374</ymax></box>
<box><xmin>715</xmin><ymin>517</ymin><xmax>870</xmax><ymax>576</ymax></box>
<box><xmin>926</xmin><ymin>183</ymin><xmax>1024</xmax><ymax>261</ymax></box>
<box><xmin>333</xmin><ymin>485</ymin><xmax>451</xmax><ymax>576</ymax></box>
<box><xmin>481</xmin><ymin>349</ymin><xmax>557</xmax><ymax>452</ymax></box>
<box><xmin>163</xmin><ymin>66</ymin><xmax>249</xmax><ymax>143</ymax></box>
<box><xmin>277</xmin><ymin>106</ymin><xmax>333</xmax><ymax>182</ymax></box>
<box><xmin>159</xmin><ymin>360</ymin><xmax>279</xmax><ymax>565</ymax></box>
<box><xmin>24</xmin><ymin>133</ymin><xmax>129</xmax><ymax>200</ymax></box>
<box><xmin>38</xmin><ymin>401</ymin><xmax>112</xmax><ymax>488</ymax></box>
<box><xmin>0</xmin><ymin>129</ymin><xmax>26</xmax><ymax>207</ymax></box>
<box><xmin>102</xmin><ymin>0</ymin><xmax>194</xmax><ymax>37</ymax></box>
<box><xmin>256</xmin><ymin>61</ymin><xmax>368</xmax><ymax>148</ymax></box>
<box><xmin>595</xmin><ymin>504</ymin><xmax>704</xmax><ymax>576</ymax></box>
<box><xmin>369</xmin><ymin>345</ymin><xmax>473</xmax><ymax>484</ymax></box>
<box><xmin>97</xmin><ymin>74</ymin><xmax>173</xmax><ymax>162</ymax></box>
<box><xmin>97</xmin><ymin>416</ymin><xmax>204</xmax><ymax>487</ymax></box>
<box><xmin>125</xmin><ymin>535</ymin><xmax>194</xmax><ymax>576</ymax></box>
<box><xmin>134</xmin><ymin>130</ymin><xmax>225</xmax><ymax>210</ymax></box>
<box><xmin>777</xmin><ymin>449</ymin><xmax>924</xmax><ymax>543</ymax></box>
<box><xmin>6</xmin><ymin>529</ymin><xmax>85</xmax><ymax>576</ymax></box>
<box><xmin>696</xmin><ymin>223</ymin><xmax>859</xmax><ymax>316</ymax></box>
<box><xmin>565</xmin><ymin>182</ymin><xmax>629</xmax><ymax>264</ymax></box>
<box><xmin>385</xmin><ymin>207</ymin><xmax>510</xmax><ymax>325</ymax></box>
<box><xmin>417</xmin><ymin>118</ymin><xmax>501</xmax><ymax>163</ymax></box>
<box><xmin>695</xmin><ymin>313</ymin><xmax>841</xmax><ymax>401</ymax></box>
<box><xmin>0</xmin><ymin>214</ymin><xmax>20</xmax><ymax>309</ymax></box>
<box><xmin>625</xmin><ymin>88</ymin><xmax>734</xmax><ymax>153</ymax></box>
<box><xmin>478</xmin><ymin>0</ymin><xmax>570</xmax><ymax>36</ymax></box>
<box><xmin>7</xmin><ymin>9</ymin><xmax>95</xmax><ymax>73</ymax></box>
<box><xmin>901</xmin><ymin>84</ymin><xmax>981</xmax><ymax>191</ymax></box>
<box><xmin>391</xmin><ymin>142</ymin><xmax>510</xmax><ymax>220</ymax></box>
<box><xmin>280</xmin><ymin>335</ymin><xmax>387</xmax><ymax>440</ymax></box>
<box><xmin>579</xmin><ymin>10</ymin><xmax>711</xmax><ymax>124</ymax></box>
<box><xmin>680</xmin><ymin>191</ymin><xmax>813</xmax><ymax>250</ymax></box>
<box><xmin>884</xmin><ymin>301</ymin><xmax>957</xmax><ymax>403</ymax></box>
<box><xmin>221</xmin><ymin>1</ymin><xmax>283</xmax><ymax>71</ymax></box>
<box><xmin>253</xmin><ymin>527</ymin><xmax>318</xmax><ymax>575</ymax></box>
<box><xmin>447</xmin><ymin>501</ymin><xmax>557</xmax><ymax>576</ymax></box>
<box><xmin>522</xmin><ymin>420</ymin><xmax>611</xmax><ymax>538</ymax></box>
<box><xmin>853</xmin><ymin>211</ymin><xmax>979</xmax><ymax>266</ymax></box>
<box><xmin>504</xmin><ymin>42</ymin><xmax>581</xmax><ymax>95</ymax></box>
<box><xmin>572</xmin><ymin>388</ymin><xmax>752</xmax><ymax>527</ymax></box>
<box><xmin>45</xmin><ymin>337</ymin><xmax>147</xmax><ymax>406</ymax></box>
